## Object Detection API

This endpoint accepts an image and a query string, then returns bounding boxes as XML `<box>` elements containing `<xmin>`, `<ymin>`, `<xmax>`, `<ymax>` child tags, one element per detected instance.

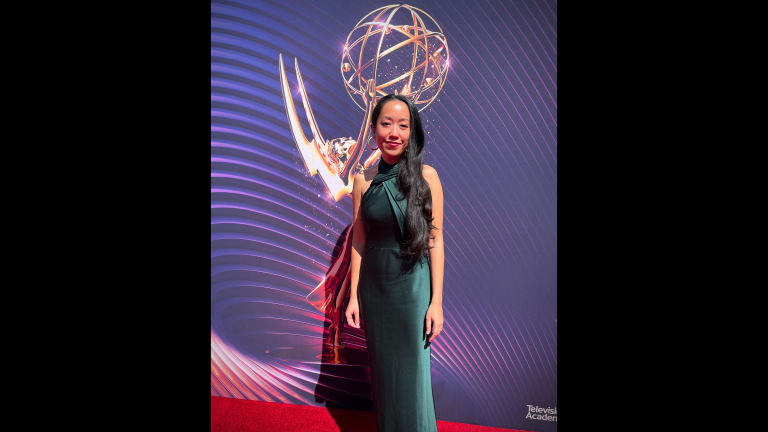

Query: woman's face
<box><xmin>372</xmin><ymin>99</ymin><xmax>410</xmax><ymax>161</ymax></box>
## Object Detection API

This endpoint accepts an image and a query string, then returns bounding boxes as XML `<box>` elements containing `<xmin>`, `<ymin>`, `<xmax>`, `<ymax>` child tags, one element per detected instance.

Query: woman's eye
<box><xmin>400</xmin><ymin>125</ymin><xmax>408</xmax><ymax>128</ymax></box>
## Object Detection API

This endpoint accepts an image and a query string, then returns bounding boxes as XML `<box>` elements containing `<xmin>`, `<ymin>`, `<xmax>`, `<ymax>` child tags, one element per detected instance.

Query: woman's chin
<box><xmin>381</xmin><ymin>148</ymin><xmax>405</xmax><ymax>158</ymax></box>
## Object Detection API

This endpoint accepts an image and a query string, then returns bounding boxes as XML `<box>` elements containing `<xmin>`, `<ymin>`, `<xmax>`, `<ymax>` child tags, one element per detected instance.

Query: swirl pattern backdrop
<box><xmin>211</xmin><ymin>0</ymin><xmax>557</xmax><ymax>430</ymax></box>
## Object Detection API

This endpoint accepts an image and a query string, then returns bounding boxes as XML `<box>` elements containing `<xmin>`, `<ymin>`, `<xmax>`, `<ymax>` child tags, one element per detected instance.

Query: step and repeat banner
<box><xmin>211</xmin><ymin>1</ymin><xmax>557</xmax><ymax>430</ymax></box>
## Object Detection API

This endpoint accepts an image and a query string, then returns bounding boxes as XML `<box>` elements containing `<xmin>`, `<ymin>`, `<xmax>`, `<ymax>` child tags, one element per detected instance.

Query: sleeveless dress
<box><xmin>359</xmin><ymin>157</ymin><xmax>438</xmax><ymax>432</ymax></box>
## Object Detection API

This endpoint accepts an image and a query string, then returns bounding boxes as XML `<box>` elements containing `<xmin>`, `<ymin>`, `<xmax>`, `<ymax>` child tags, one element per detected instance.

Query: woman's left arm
<box><xmin>424</xmin><ymin>165</ymin><xmax>444</xmax><ymax>343</ymax></box>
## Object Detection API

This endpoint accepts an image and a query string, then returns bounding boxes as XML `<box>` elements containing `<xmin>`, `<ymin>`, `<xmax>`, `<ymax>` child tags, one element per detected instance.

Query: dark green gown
<box><xmin>359</xmin><ymin>157</ymin><xmax>438</xmax><ymax>432</ymax></box>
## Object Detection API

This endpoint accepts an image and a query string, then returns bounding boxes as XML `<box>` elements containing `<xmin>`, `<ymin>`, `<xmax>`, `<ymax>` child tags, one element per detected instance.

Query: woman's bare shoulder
<box><xmin>357</xmin><ymin>164</ymin><xmax>378</xmax><ymax>182</ymax></box>
<box><xmin>422</xmin><ymin>164</ymin><xmax>439</xmax><ymax>180</ymax></box>
<box><xmin>355</xmin><ymin>164</ymin><xmax>378</xmax><ymax>195</ymax></box>
<box><xmin>364</xmin><ymin>163</ymin><xmax>378</xmax><ymax>179</ymax></box>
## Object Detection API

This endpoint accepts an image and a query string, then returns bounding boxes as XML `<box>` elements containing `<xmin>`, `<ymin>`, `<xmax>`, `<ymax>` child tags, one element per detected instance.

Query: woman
<box><xmin>345</xmin><ymin>94</ymin><xmax>444</xmax><ymax>431</ymax></box>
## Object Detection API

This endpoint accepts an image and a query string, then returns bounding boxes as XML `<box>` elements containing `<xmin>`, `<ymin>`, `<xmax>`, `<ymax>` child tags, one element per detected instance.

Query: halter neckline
<box><xmin>378</xmin><ymin>157</ymin><xmax>400</xmax><ymax>172</ymax></box>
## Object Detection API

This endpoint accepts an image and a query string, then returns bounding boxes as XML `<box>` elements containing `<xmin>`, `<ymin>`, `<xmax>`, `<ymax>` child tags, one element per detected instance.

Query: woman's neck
<box><xmin>381</xmin><ymin>155</ymin><xmax>402</xmax><ymax>165</ymax></box>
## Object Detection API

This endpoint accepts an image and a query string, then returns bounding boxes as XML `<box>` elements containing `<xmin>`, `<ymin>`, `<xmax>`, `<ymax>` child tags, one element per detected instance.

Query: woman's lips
<box><xmin>386</xmin><ymin>141</ymin><xmax>401</xmax><ymax>148</ymax></box>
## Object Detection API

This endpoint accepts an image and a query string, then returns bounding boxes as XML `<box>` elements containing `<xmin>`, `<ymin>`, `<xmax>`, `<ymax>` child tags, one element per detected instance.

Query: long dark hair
<box><xmin>370</xmin><ymin>94</ymin><xmax>436</xmax><ymax>265</ymax></box>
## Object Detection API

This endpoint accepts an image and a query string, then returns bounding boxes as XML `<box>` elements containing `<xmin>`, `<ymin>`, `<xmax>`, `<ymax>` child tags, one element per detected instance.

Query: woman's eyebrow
<box><xmin>382</xmin><ymin>115</ymin><xmax>409</xmax><ymax>121</ymax></box>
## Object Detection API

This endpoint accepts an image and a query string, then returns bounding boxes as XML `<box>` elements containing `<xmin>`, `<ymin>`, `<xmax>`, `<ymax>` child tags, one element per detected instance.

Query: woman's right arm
<box><xmin>346</xmin><ymin>173</ymin><xmax>366</xmax><ymax>328</ymax></box>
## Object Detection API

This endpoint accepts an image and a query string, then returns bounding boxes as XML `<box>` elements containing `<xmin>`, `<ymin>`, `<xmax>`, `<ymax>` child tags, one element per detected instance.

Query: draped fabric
<box><xmin>363</xmin><ymin>157</ymin><xmax>408</xmax><ymax>242</ymax></box>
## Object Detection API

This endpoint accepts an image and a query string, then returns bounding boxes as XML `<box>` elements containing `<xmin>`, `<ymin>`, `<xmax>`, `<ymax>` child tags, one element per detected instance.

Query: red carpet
<box><xmin>212</xmin><ymin>396</ymin><xmax>531</xmax><ymax>432</ymax></box>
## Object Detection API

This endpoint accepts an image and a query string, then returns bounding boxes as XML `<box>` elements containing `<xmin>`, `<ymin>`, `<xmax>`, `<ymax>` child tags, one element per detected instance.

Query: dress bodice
<box><xmin>361</xmin><ymin>157</ymin><xmax>408</xmax><ymax>250</ymax></box>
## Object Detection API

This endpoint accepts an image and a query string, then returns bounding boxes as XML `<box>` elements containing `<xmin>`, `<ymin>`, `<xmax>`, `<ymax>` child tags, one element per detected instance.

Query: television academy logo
<box><xmin>525</xmin><ymin>404</ymin><xmax>557</xmax><ymax>422</ymax></box>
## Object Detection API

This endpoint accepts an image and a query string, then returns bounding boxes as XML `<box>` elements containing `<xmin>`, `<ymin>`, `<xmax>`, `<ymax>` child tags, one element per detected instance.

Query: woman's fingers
<box><xmin>346</xmin><ymin>305</ymin><xmax>360</xmax><ymax>328</ymax></box>
<box><xmin>427</xmin><ymin>318</ymin><xmax>443</xmax><ymax>342</ymax></box>
<box><xmin>346</xmin><ymin>308</ymin><xmax>354</xmax><ymax>327</ymax></box>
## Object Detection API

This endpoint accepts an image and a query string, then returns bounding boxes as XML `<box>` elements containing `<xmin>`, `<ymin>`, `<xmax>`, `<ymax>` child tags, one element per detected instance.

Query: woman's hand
<box><xmin>345</xmin><ymin>298</ymin><xmax>361</xmax><ymax>329</ymax></box>
<box><xmin>425</xmin><ymin>303</ymin><xmax>444</xmax><ymax>343</ymax></box>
